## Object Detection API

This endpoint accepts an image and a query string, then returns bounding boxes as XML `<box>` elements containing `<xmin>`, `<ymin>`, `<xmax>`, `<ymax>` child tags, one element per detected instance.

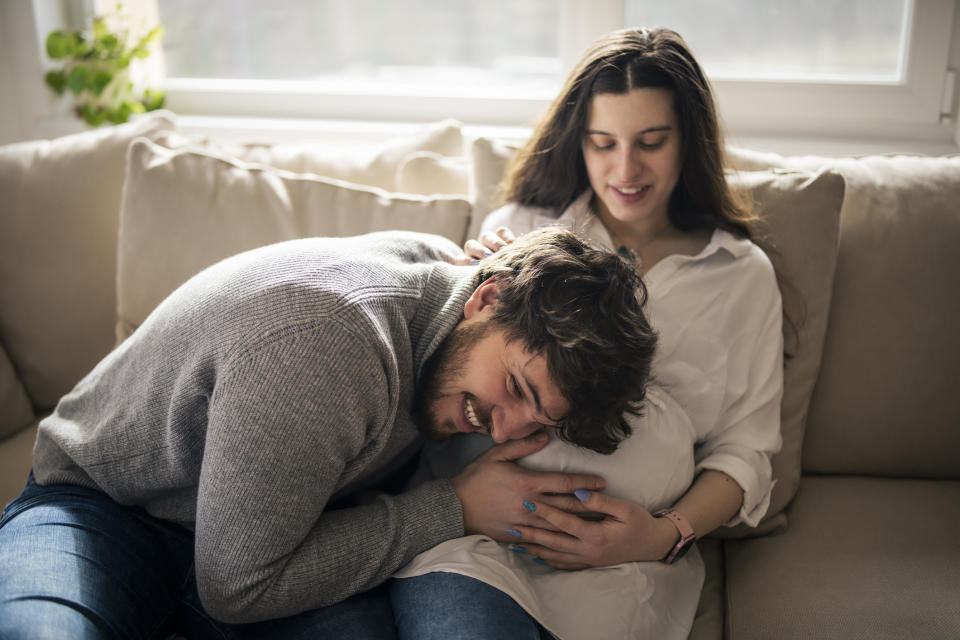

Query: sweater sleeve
<box><xmin>193</xmin><ymin>321</ymin><xmax>463</xmax><ymax>624</ymax></box>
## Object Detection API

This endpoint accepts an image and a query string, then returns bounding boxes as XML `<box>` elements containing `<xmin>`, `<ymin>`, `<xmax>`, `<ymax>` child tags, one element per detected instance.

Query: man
<box><xmin>0</xmin><ymin>227</ymin><xmax>656</xmax><ymax>638</ymax></box>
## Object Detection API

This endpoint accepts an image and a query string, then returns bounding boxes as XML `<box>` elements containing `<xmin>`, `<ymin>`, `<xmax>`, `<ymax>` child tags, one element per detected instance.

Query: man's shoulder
<box><xmin>352</xmin><ymin>230</ymin><xmax>464</xmax><ymax>264</ymax></box>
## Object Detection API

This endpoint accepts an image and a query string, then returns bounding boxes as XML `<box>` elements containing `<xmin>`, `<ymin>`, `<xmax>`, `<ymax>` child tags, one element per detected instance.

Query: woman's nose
<box><xmin>616</xmin><ymin>146</ymin><xmax>643</xmax><ymax>180</ymax></box>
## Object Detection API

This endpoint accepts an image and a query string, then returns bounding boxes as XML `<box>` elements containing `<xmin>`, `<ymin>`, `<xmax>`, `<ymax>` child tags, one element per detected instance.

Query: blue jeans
<box><xmin>0</xmin><ymin>473</ymin><xmax>397</xmax><ymax>640</ymax></box>
<box><xmin>390</xmin><ymin>572</ymin><xmax>550</xmax><ymax>640</ymax></box>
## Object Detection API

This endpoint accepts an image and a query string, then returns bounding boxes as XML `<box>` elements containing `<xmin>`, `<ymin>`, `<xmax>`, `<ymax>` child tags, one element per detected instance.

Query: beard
<box><xmin>412</xmin><ymin>319</ymin><xmax>492</xmax><ymax>440</ymax></box>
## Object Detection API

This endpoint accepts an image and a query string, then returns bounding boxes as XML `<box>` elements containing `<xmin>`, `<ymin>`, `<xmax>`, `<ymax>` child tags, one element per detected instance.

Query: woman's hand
<box><xmin>462</xmin><ymin>227</ymin><xmax>517</xmax><ymax>263</ymax></box>
<box><xmin>506</xmin><ymin>490</ymin><xmax>679</xmax><ymax>569</ymax></box>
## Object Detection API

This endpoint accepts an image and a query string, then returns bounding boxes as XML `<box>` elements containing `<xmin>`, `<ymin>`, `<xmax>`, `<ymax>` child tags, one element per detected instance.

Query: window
<box><xmin>618</xmin><ymin>0</ymin><xmax>956</xmax><ymax>142</ymax></box>
<box><xmin>625</xmin><ymin>0</ymin><xmax>910</xmax><ymax>82</ymax></box>
<box><xmin>160</xmin><ymin>0</ymin><xmax>562</xmax><ymax>89</ymax></box>
<box><xmin>53</xmin><ymin>1</ymin><xmax>960</xmax><ymax>143</ymax></box>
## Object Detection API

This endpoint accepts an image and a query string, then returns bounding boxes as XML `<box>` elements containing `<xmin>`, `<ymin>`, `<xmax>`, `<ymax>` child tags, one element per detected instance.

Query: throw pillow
<box><xmin>115</xmin><ymin>139</ymin><xmax>472</xmax><ymax>339</ymax></box>
<box><xmin>152</xmin><ymin>119</ymin><xmax>464</xmax><ymax>193</ymax></box>
<box><xmin>396</xmin><ymin>151</ymin><xmax>470</xmax><ymax>196</ymax></box>
<box><xmin>714</xmin><ymin>167</ymin><xmax>845</xmax><ymax>536</ymax></box>
<box><xmin>467</xmin><ymin>136</ymin><xmax>520</xmax><ymax>240</ymax></box>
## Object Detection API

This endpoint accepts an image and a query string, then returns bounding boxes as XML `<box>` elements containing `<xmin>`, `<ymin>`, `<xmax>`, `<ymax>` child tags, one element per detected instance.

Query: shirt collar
<box><xmin>558</xmin><ymin>190</ymin><xmax>752</xmax><ymax>263</ymax></box>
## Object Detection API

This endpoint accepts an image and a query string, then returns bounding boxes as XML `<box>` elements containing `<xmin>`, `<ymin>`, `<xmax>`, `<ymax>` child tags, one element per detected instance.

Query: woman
<box><xmin>391</xmin><ymin>27</ymin><xmax>784</xmax><ymax>639</ymax></box>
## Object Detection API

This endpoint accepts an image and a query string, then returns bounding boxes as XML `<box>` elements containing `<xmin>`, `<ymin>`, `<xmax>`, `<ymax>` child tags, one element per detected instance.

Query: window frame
<box><xmin>156</xmin><ymin>0</ymin><xmax>956</xmax><ymax>140</ymax></box>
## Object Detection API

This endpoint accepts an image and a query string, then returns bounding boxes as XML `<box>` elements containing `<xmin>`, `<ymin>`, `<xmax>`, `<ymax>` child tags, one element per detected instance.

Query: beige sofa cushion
<box><xmin>689</xmin><ymin>537</ymin><xmax>725</xmax><ymax>640</ymax></box>
<box><xmin>116</xmin><ymin>139</ymin><xmax>472</xmax><ymax>338</ymax></box>
<box><xmin>719</xmin><ymin>168</ymin><xmax>844</xmax><ymax>536</ymax></box>
<box><xmin>729</xmin><ymin>150</ymin><xmax>960</xmax><ymax>478</ymax></box>
<box><xmin>397</xmin><ymin>151</ymin><xmax>470</xmax><ymax>196</ymax></box>
<box><xmin>0</xmin><ymin>422</ymin><xmax>38</xmax><ymax>508</ymax></box>
<box><xmin>467</xmin><ymin>136</ymin><xmax>520</xmax><ymax>240</ymax></box>
<box><xmin>153</xmin><ymin>119</ymin><xmax>464</xmax><ymax>193</ymax></box>
<box><xmin>725</xmin><ymin>476</ymin><xmax>960</xmax><ymax>639</ymax></box>
<box><xmin>0</xmin><ymin>112</ymin><xmax>176</xmax><ymax>411</ymax></box>
<box><xmin>0</xmin><ymin>343</ymin><xmax>34</xmax><ymax>440</ymax></box>
<box><xmin>471</xmin><ymin>136</ymin><xmax>845</xmax><ymax>534</ymax></box>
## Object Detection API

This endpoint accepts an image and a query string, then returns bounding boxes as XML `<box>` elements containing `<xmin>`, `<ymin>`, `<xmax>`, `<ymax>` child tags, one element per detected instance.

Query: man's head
<box><xmin>414</xmin><ymin>227</ymin><xmax>657</xmax><ymax>454</ymax></box>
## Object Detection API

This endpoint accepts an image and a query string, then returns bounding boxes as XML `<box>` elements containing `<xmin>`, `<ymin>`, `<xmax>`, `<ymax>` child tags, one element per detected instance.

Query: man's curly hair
<box><xmin>475</xmin><ymin>226</ymin><xmax>657</xmax><ymax>454</ymax></box>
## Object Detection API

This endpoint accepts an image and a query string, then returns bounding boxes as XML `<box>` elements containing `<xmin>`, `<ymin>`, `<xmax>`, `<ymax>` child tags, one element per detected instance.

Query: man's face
<box><xmin>414</xmin><ymin>310</ymin><xmax>569</xmax><ymax>444</ymax></box>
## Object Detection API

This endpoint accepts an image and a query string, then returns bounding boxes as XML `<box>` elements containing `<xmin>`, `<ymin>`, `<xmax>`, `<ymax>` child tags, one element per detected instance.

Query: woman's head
<box><xmin>504</xmin><ymin>27</ymin><xmax>753</xmax><ymax>238</ymax></box>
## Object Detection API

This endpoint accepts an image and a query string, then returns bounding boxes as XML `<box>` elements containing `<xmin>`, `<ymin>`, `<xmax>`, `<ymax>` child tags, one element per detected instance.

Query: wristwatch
<box><xmin>653</xmin><ymin>509</ymin><xmax>696</xmax><ymax>564</ymax></box>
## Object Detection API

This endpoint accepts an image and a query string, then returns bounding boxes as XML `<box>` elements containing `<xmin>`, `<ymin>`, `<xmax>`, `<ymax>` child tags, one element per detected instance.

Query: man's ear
<box><xmin>463</xmin><ymin>278</ymin><xmax>502</xmax><ymax>320</ymax></box>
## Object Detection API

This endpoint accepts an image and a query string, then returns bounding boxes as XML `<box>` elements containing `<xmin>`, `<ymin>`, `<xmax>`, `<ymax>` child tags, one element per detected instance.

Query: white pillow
<box><xmin>153</xmin><ymin>119</ymin><xmax>465</xmax><ymax>193</ymax></box>
<box><xmin>116</xmin><ymin>138</ymin><xmax>472</xmax><ymax>340</ymax></box>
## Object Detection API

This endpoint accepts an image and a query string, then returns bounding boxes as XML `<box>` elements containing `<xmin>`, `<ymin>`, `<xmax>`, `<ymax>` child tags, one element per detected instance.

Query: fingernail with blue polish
<box><xmin>574</xmin><ymin>489</ymin><xmax>591</xmax><ymax>502</ymax></box>
<box><xmin>522</xmin><ymin>500</ymin><xmax>537</xmax><ymax>512</ymax></box>
<box><xmin>469</xmin><ymin>258</ymin><xmax>479</xmax><ymax>265</ymax></box>
<box><xmin>509</xmin><ymin>545</ymin><xmax>528</xmax><ymax>554</ymax></box>
<box><xmin>533</xmin><ymin>557</ymin><xmax>547</xmax><ymax>565</ymax></box>
<box><xmin>482</xmin><ymin>249</ymin><xmax>494</xmax><ymax>257</ymax></box>
<box><xmin>506</xmin><ymin>528</ymin><xmax>522</xmax><ymax>538</ymax></box>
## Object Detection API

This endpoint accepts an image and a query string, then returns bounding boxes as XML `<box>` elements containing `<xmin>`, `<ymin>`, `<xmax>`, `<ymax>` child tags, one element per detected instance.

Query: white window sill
<box><xmin>19</xmin><ymin>111</ymin><xmax>960</xmax><ymax>158</ymax></box>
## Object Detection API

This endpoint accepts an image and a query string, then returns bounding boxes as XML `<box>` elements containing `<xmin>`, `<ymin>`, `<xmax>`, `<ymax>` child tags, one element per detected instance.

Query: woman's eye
<box><xmin>593</xmin><ymin>142</ymin><xmax>615</xmax><ymax>151</ymax></box>
<box><xmin>638</xmin><ymin>139</ymin><xmax>666</xmax><ymax>151</ymax></box>
<box><xmin>510</xmin><ymin>376</ymin><xmax>524</xmax><ymax>398</ymax></box>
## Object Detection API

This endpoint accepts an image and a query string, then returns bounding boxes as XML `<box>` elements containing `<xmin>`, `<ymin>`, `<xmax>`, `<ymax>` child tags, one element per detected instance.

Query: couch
<box><xmin>1</xmin><ymin>111</ymin><xmax>958</xmax><ymax>639</ymax></box>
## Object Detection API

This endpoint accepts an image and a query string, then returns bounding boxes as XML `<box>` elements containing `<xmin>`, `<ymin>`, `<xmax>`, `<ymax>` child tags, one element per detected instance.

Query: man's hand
<box><xmin>450</xmin><ymin>432</ymin><xmax>606</xmax><ymax>542</ymax></box>
<box><xmin>502</xmin><ymin>490</ymin><xmax>680</xmax><ymax>569</ymax></box>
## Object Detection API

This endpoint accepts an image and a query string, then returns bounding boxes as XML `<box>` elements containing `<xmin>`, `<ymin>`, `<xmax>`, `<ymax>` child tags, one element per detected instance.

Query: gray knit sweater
<box><xmin>33</xmin><ymin>231</ymin><xmax>475</xmax><ymax>623</ymax></box>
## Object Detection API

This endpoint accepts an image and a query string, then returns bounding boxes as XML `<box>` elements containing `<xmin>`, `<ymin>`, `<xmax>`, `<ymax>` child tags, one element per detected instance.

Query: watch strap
<box><xmin>653</xmin><ymin>508</ymin><xmax>696</xmax><ymax>564</ymax></box>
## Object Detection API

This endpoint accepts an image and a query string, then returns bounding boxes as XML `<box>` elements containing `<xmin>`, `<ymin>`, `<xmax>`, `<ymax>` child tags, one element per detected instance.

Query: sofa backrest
<box><xmin>0</xmin><ymin>112</ymin><xmax>176</xmax><ymax>416</ymax></box>
<box><xmin>729</xmin><ymin>149</ymin><xmax>960</xmax><ymax>479</ymax></box>
<box><xmin>0</xmin><ymin>116</ymin><xmax>473</xmax><ymax>425</ymax></box>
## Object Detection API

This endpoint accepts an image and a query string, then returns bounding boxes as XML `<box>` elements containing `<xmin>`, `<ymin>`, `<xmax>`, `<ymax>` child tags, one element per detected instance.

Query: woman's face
<box><xmin>581</xmin><ymin>87</ymin><xmax>682</xmax><ymax>229</ymax></box>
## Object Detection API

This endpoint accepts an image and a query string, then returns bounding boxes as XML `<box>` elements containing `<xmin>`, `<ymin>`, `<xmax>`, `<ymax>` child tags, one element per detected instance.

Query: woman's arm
<box><xmin>669</xmin><ymin>469</ymin><xmax>744</xmax><ymax>544</ymax></box>
<box><xmin>502</xmin><ymin>469</ymin><xmax>742</xmax><ymax>569</ymax></box>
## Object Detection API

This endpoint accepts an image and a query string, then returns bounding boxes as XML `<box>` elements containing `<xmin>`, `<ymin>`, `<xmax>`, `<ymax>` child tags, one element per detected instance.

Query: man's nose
<box><xmin>489</xmin><ymin>406</ymin><xmax>540</xmax><ymax>443</ymax></box>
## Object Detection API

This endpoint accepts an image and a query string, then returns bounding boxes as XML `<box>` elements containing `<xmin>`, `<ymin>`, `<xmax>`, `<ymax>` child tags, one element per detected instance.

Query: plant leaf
<box><xmin>67</xmin><ymin>66</ymin><xmax>91</xmax><ymax>95</ymax></box>
<box><xmin>141</xmin><ymin>25</ymin><xmax>163</xmax><ymax>46</ymax></box>
<box><xmin>45</xmin><ymin>31</ymin><xmax>74</xmax><ymax>59</ymax></box>
<box><xmin>100</xmin><ymin>33</ymin><xmax>120</xmax><ymax>52</ymax></box>
<box><xmin>142</xmin><ymin>88</ymin><xmax>166</xmax><ymax>111</ymax></box>
<box><xmin>106</xmin><ymin>103</ymin><xmax>131</xmax><ymax>124</ymax></box>
<box><xmin>92</xmin><ymin>17</ymin><xmax>108</xmax><ymax>42</ymax></box>
<box><xmin>44</xmin><ymin>69</ymin><xmax>67</xmax><ymax>94</ymax></box>
<box><xmin>91</xmin><ymin>68</ymin><xmax>113</xmax><ymax>95</ymax></box>
<box><xmin>81</xmin><ymin>103</ymin><xmax>107</xmax><ymax>127</ymax></box>
<box><xmin>73</xmin><ymin>33</ymin><xmax>93</xmax><ymax>59</ymax></box>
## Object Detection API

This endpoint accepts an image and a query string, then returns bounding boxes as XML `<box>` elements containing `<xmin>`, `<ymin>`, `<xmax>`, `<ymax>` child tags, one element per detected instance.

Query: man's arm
<box><xmin>192</xmin><ymin>326</ymin><xmax>464</xmax><ymax>624</ymax></box>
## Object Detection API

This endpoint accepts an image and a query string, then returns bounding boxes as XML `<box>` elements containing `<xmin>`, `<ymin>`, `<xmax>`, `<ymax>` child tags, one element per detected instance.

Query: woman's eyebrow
<box><xmin>585</xmin><ymin>125</ymin><xmax>672</xmax><ymax>136</ymax></box>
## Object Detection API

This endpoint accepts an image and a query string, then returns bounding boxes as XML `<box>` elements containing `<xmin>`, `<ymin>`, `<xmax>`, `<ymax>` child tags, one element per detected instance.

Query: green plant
<box><xmin>44</xmin><ymin>4</ymin><xmax>165</xmax><ymax>127</ymax></box>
